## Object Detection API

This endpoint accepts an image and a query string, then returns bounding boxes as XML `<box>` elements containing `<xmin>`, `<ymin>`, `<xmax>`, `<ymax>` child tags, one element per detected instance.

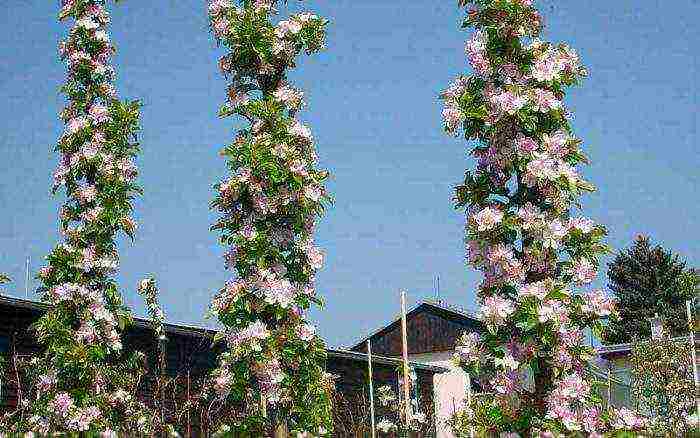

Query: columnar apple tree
<box><xmin>443</xmin><ymin>0</ymin><xmax>644</xmax><ymax>434</ymax></box>
<box><xmin>206</xmin><ymin>0</ymin><xmax>333</xmax><ymax>434</ymax></box>
<box><xmin>1</xmin><ymin>0</ymin><xmax>152</xmax><ymax>434</ymax></box>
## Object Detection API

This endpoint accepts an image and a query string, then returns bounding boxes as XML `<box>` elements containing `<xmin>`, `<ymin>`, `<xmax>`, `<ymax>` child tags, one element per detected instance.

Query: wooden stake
<box><xmin>274</xmin><ymin>422</ymin><xmax>287</xmax><ymax>438</ymax></box>
<box><xmin>466</xmin><ymin>372</ymin><xmax>474</xmax><ymax>438</ymax></box>
<box><xmin>400</xmin><ymin>290</ymin><xmax>412</xmax><ymax>425</ymax></box>
<box><xmin>367</xmin><ymin>340</ymin><xmax>376</xmax><ymax>438</ymax></box>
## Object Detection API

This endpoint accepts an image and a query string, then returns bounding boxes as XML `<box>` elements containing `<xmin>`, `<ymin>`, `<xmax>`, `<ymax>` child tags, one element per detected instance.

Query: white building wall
<box><xmin>409</xmin><ymin>351</ymin><xmax>467</xmax><ymax>438</ymax></box>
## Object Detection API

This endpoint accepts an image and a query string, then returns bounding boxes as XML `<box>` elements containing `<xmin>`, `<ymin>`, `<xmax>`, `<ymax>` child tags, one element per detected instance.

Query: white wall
<box><xmin>410</xmin><ymin>351</ymin><xmax>467</xmax><ymax>438</ymax></box>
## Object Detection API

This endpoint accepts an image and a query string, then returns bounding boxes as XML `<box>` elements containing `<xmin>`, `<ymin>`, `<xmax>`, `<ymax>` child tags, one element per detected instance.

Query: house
<box><xmin>0</xmin><ymin>294</ymin><xmax>445</xmax><ymax>436</ymax></box>
<box><xmin>349</xmin><ymin>300</ymin><xmax>484</xmax><ymax>438</ymax></box>
<box><xmin>597</xmin><ymin>334</ymin><xmax>700</xmax><ymax>410</ymax></box>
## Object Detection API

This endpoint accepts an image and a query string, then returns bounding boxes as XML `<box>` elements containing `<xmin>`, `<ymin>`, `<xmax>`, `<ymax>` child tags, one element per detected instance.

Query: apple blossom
<box><xmin>445</xmin><ymin>0</ymin><xmax>641</xmax><ymax>434</ymax></box>
<box><xmin>206</xmin><ymin>0</ymin><xmax>332</xmax><ymax>434</ymax></box>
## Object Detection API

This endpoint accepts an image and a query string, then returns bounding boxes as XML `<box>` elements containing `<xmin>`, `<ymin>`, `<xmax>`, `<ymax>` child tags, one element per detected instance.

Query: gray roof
<box><xmin>597</xmin><ymin>333</ymin><xmax>700</xmax><ymax>357</ymax></box>
<box><xmin>326</xmin><ymin>348</ymin><xmax>447</xmax><ymax>373</ymax></box>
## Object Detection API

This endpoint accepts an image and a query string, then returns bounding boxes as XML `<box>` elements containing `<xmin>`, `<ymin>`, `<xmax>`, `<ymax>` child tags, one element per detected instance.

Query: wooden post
<box><xmin>367</xmin><ymin>340</ymin><xmax>376</xmax><ymax>438</ymax></box>
<box><xmin>466</xmin><ymin>373</ymin><xmax>474</xmax><ymax>438</ymax></box>
<box><xmin>400</xmin><ymin>291</ymin><xmax>412</xmax><ymax>426</ymax></box>
<box><xmin>687</xmin><ymin>300</ymin><xmax>700</xmax><ymax>426</ymax></box>
<box><xmin>274</xmin><ymin>422</ymin><xmax>287</xmax><ymax>438</ymax></box>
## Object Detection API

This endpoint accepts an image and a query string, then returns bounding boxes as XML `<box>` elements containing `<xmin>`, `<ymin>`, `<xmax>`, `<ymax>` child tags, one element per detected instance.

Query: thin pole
<box><xmin>466</xmin><ymin>373</ymin><xmax>474</xmax><ymax>438</ymax></box>
<box><xmin>400</xmin><ymin>290</ymin><xmax>412</xmax><ymax>426</ymax></box>
<box><xmin>686</xmin><ymin>300</ymin><xmax>700</xmax><ymax>426</ymax></box>
<box><xmin>261</xmin><ymin>392</ymin><xmax>267</xmax><ymax>419</ymax></box>
<box><xmin>186</xmin><ymin>370</ymin><xmax>191</xmax><ymax>438</ymax></box>
<box><xmin>607</xmin><ymin>367</ymin><xmax>612</xmax><ymax>406</ymax></box>
<box><xmin>367</xmin><ymin>340</ymin><xmax>376</xmax><ymax>438</ymax></box>
<box><xmin>25</xmin><ymin>256</ymin><xmax>30</xmax><ymax>298</ymax></box>
<box><xmin>274</xmin><ymin>423</ymin><xmax>287</xmax><ymax>438</ymax></box>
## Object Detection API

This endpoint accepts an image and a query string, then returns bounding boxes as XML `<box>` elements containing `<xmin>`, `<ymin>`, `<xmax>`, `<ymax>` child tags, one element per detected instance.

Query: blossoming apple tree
<box><xmin>206</xmin><ymin>0</ymin><xmax>333</xmax><ymax>435</ymax></box>
<box><xmin>1</xmin><ymin>0</ymin><xmax>154</xmax><ymax>434</ymax></box>
<box><xmin>442</xmin><ymin>0</ymin><xmax>644</xmax><ymax>434</ymax></box>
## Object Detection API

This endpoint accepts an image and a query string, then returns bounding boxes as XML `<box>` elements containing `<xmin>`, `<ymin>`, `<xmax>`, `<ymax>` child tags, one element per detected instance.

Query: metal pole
<box><xmin>367</xmin><ymin>340</ymin><xmax>376</xmax><ymax>438</ymax></box>
<box><xmin>607</xmin><ymin>367</ymin><xmax>612</xmax><ymax>406</ymax></box>
<box><xmin>400</xmin><ymin>291</ymin><xmax>412</xmax><ymax>426</ymax></box>
<box><xmin>25</xmin><ymin>256</ymin><xmax>30</xmax><ymax>298</ymax></box>
<box><xmin>466</xmin><ymin>372</ymin><xmax>474</xmax><ymax>438</ymax></box>
<box><xmin>686</xmin><ymin>300</ymin><xmax>700</xmax><ymax>426</ymax></box>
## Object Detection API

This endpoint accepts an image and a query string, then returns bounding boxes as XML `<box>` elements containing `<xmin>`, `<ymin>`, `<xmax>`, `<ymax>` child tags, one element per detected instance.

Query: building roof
<box><xmin>0</xmin><ymin>294</ymin><xmax>218</xmax><ymax>339</ymax></box>
<box><xmin>348</xmin><ymin>299</ymin><xmax>482</xmax><ymax>351</ymax></box>
<box><xmin>326</xmin><ymin>348</ymin><xmax>447</xmax><ymax>373</ymax></box>
<box><xmin>597</xmin><ymin>333</ymin><xmax>700</xmax><ymax>359</ymax></box>
<box><xmin>0</xmin><ymin>294</ymin><xmax>446</xmax><ymax>373</ymax></box>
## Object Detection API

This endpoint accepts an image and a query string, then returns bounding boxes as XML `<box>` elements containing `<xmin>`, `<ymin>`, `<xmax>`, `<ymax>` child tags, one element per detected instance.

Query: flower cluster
<box><xmin>206</xmin><ymin>0</ymin><xmax>332</xmax><ymax>435</ymax></box>
<box><xmin>137</xmin><ymin>277</ymin><xmax>167</xmax><ymax>341</ymax></box>
<box><xmin>374</xmin><ymin>384</ymin><xmax>429</xmax><ymax>436</ymax></box>
<box><xmin>445</xmin><ymin>0</ymin><xmax>643</xmax><ymax>434</ymax></box>
<box><xmin>0</xmin><ymin>0</ymin><xmax>152</xmax><ymax>434</ymax></box>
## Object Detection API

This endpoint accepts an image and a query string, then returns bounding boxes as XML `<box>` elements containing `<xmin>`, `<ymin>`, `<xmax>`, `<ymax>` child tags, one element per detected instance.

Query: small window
<box><xmin>0</xmin><ymin>335</ymin><xmax>8</xmax><ymax>354</ymax></box>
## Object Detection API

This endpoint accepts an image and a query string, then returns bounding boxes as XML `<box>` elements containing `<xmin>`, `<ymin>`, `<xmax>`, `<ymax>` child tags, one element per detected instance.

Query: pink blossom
<box><xmin>275</xmin><ymin>20</ymin><xmax>303</xmax><ymax>39</ymax></box>
<box><xmin>515</xmin><ymin>135</ymin><xmax>538</xmax><ymax>155</ymax></box>
<box><xmin>51</xmin><ymin>392</ymin><xmax>74</xmax><ymax>417</ymax></box>
<box><xmin>538</xmin><ymin>299</ymin><xmax>567</xmax><ymax>325</ymax></box>
<box><xmin>582</xmin><ymin>290</ymin><xmax>615</xmax><ymax>317</ymax></box>
<box><xmin>517</xmin><ymin>203</ymin><xmax>543</xmax><ymax>230</ymax></box>
<box><xmin>297</xmin><ymin>323</ymin><xmax>316</xmax><ymax>341</ymax></box>
<box><xmin>442</xmin><ymin>104</ymin><xmax>463</xmax><ymax>134</ymax></box>
<box><xmin>76</xmin><ymin>322</ymin><xmax>97</xmax><ymax>344</ymax></box>
<box><xmin>568</xmin><ymin>216</ymin><xmax>595</xmax><ymax>233</ymax></box>
<box><xmin>208</xmin><ymin>0</ymin><xmax>232</xmax><ymax>17</ymax></box>
<box><xmin>66</xmin><ymin>116</ymin><xmax>88</xmax><ymax>135</ymax></box>
<box><xmin>480</xmin><ymin>295</ymin><xmax>516</xmax><ymax>328</ymax></box>
<box><xmin>76</xmin><ymin>184</ymin><xmax>97</xmax><ymax>204</ymax></box>
<box><xmin>472</xmin><ymin>206</ymin><xmax>504</xmax><ymax>232</ymax></box>
<box><xmin>454</xmin><ymin>332</ymin><xmax>483</xmax><ymax>365</ymax></box>
<box><xmin>274</xmin><ymin>84</ymin><xmax>304</xmax><ymax>108</ymax></box>
<box><xmin>465</xmin><ymin>30</ymin><xmax>491</xmax><ymax>76</ymax></box>
<box><xmin>492</xmin><ymin>90</ymin><xmax>527</xmax><ymax>115</ymax></box>
<box><xmin>541</xmin><ymin>130</ymin><xmax>569</xmax><ymax>158</ymax></box>
<box><xmin>532</xmin><ymin>56</ymin><xmax>558</xmax><ymax>82</ymax></box>
<box><xmin>288</xmin><ymin>121</ymin><xmax>313</xmax><ymax>143</ymax></box>
<box><xmin>531</xmin><ymin>88</ymin><xmax>560</xmax><ymax>112</ymax></box>
<box><xmin>518</xmin><ymin>281</ymin><xmax>548</xmax><ymax>300</ymax></box>
<box><xmin>305</xmin><ymin>245</ymin><xmax>324</xmax><ymax>270</ymax></box>
<box><xmin>571</xmin><ymin>258</ymin><xmax>596</xmax><ymax>285</ymax></box>
<box><xmin>88</xmin><ymin>104</ymin><xmax>110</xmax><ymax>125</ymax></box>
<box><xmin>524</xmin><ymin>153</ymin><xmax>558</xmax><ymax>187</ymax></box>
<box><xmin>303</xmin><ymin>184</ymin><xmax>323</xmax><ymax>202</ymax></box>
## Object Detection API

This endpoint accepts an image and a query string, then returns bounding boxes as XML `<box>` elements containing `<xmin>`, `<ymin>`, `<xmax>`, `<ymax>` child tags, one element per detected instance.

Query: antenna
<box><xmin>435</xmin><ymin>275</ymin><xmax>441</xmax><ymax>305</ymax></box>
<box><xmin>25</xmin><ymin>256</ymin><xmax>30</xmax><ymax>298</ymax></box>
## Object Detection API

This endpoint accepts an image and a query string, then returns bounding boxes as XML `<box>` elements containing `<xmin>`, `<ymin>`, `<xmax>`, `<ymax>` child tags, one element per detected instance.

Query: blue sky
<box><xmin>0</xmin><ymin>0</ymin><xmax>697</xmax><ymax>347</ymax></box>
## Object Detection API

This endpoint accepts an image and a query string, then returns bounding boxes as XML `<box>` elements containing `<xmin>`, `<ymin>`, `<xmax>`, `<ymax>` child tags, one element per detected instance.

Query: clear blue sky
<box><xmin>0</xmin><ymin>0</ymin><xmax>697</xmax><ymax>347</ymax></box>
